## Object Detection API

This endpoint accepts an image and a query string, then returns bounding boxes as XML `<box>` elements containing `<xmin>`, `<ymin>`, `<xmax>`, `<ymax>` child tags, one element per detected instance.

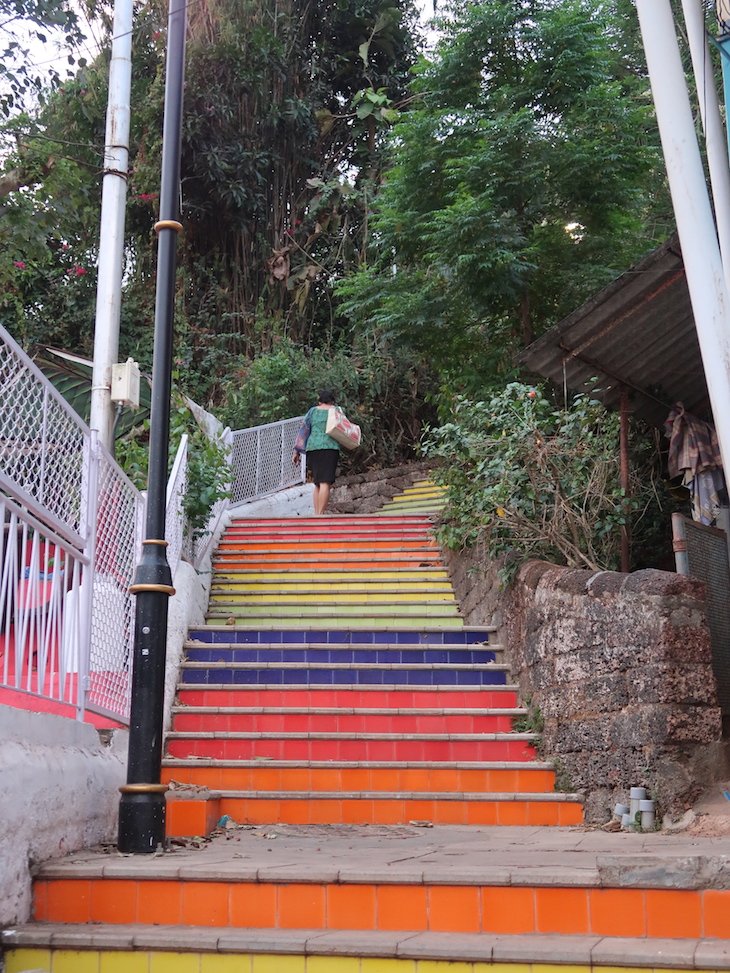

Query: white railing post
<box><xmin>78</xmin><ymin>430</ymin><xmax>101</xmax><ymax>721</ymax></box>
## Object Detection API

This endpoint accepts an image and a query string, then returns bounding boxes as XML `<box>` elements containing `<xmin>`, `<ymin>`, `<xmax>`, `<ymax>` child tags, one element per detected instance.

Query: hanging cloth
<box><xmin>664</xmin><ymin>402</ymin><xmax>727</xmax><ymax>525</ymax></box>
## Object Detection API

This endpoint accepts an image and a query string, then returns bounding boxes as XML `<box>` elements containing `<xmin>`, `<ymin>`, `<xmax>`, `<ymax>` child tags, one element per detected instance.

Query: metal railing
<box><xmin>0</xmin><ymin>325</ymin><xmax>143</xmax><ymax>724</ymax></box>
<box><xmin>1</xmin><ymin>318</ymin><xmax>309</xmax><ymax>722</ymax></box>
<box><xmin>229</xmin><ymin>415</ymin><xmax>304</xmax><ymax>505</ymax></box>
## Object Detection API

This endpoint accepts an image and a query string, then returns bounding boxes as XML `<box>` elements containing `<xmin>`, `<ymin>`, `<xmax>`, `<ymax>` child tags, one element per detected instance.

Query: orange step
<box><xmin>33</xmin><ymin>873</ymin><xmax>730</xmax><ymax>938</ymax></box>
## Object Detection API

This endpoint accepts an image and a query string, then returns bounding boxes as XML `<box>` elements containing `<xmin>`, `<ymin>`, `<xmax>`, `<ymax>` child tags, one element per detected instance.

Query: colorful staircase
<box><xmin>4</xmin><ymin>482</ymin><xmax>730</xmax><ymax>972</ymax></box>
<box><xmin>162</xmin><ymin>505</ymin><xmax>581</xmax><ymax>832</ymax></box>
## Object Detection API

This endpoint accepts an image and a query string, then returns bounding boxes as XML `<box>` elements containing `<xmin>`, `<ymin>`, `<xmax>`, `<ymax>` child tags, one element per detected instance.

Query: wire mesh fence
<box><xmin>0</xmin><ymin>326</ymin><xmax>87</xmax><ymax>543</ymax></box>
<box><xmin>229</xmin><ymin>416</ymin><xmax>304</xmax><ymax>504</ymax></box>
<box><xmin>2</xmin><ymin>323</ymin><xmax>309</xmax><ymax>723</ymax></box>
<box><xmin>86</xmin><ymin>447</ymin><xmax>143</xmax><ymax>722</ymax></box>
<box><xmin>0</xmin><ymin>326</ymin><xmax>144</xmax><ymax>723</ymax></box>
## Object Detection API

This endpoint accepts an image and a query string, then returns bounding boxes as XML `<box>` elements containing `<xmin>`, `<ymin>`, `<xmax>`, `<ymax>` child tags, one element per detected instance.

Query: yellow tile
<box><xmin>52</xmin><ymin>951</ymin><xmax>100</xmax><ymax>973</ymax></box>
<box><xmin>149</xmin><ymin>953</ymin><xmax>200</xmax><ymax>973</ymax></box>
<box><xmin>100</xmin><ymin>951</ymin><xmax>149</xmax><ymax>973</ymax></box>
<box><xmin>251</xmin><ymin>957</ymin><xmax>306</xmax><ymax>973</ymax></box>
<box><xmin>415</xmin><ymin>963</ymin><xmax>475</xmax><ymax>973</ymax></box>
<box><xmin>532</xmin><ymin>967</ymin><xmax>590</xmax><ymax>973</ymax></box>
<box><xmin>307</xmin><ymin>960</ymin><xmax>360</xmax><ymax>973</ymax></box>
<box><xmin>486</xmin><ymin>967</ymin><xmax>531</xmax><ymax>973</ymax></box>
<box><xmin>362</xmin><ymin>961</ymin><xmax>415</xmax><ymax>973</ymax></box>
<box><xmin>201</xmin><ymin>957</ymin><xmax>251</xmax><ymax>973</ymax></box>
<box><xmin>5</xmin><ymin>948</ymin><xmax>52</xmax><ymax>973</ymax></box>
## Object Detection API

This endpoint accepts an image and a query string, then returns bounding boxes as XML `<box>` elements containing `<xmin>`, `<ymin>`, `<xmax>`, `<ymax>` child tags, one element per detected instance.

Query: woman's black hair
<box><xmin>318</xmin><ymin>389</ymin><xmax>336</xmax><ymax>404</ymax></box>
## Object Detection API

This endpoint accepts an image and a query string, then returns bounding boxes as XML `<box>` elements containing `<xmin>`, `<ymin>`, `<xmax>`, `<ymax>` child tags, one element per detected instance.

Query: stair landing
<box><xmin>8</xmin><ymin>822</ymin><xmax>730</xmax><ymax>971</ymax></box>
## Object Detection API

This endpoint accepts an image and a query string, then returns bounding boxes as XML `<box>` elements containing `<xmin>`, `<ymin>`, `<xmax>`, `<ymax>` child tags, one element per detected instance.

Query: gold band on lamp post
<box><xmin>119</xmin><ymin>784</ymin><xmax>169</xmax><ymax>795</ymax></box>
<box><xmin>128</xmin><ymin>583</ymin><xmax>176</xmax><ymax>596</ymax></box>
<box><xmin>154</xmin><ymin>219</ymin><xmax>183</xmax><ymax>234</ymax></box>
<box><xmin>143</xmin><ymin>539</ymin><xmax>169</xmax><ymax>547</ymax></box>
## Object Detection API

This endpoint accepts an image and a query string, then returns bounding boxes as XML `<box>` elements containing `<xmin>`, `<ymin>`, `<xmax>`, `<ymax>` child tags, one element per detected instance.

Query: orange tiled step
<box><xmin>166</xmin><ymin>792</ymin><xmax>583</xmax><ymax>829</ymax></box>
<box><xmin>32</xmin><ymin>870</ymin><xmax>730</xmax><ymax>939</ymax></box>
<box><xmin>216</xmin><ymin>540</ymin><xmax>439</xmax><ymax>554</ymax></box>
<box><xmin>212</xmin><ymin>553</ymin><xmax>445</xmax><ymax>569</ymax></box>
<box><xmin>161</xmin><ymin>759</ymin><xmax>559</xmax><ymax>793</ymax></box>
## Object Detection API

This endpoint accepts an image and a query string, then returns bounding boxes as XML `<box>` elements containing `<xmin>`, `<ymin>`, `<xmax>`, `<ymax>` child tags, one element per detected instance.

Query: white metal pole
<box><xmin>680</xmin><ymin>0</ymin><xmax>730</xmax><ymax>286</ymax></box>
<box><xmin>90</xmin><ymin>0</ymin><xmax>133</xmax><ymax>451</ymax></box>
<box><xmin>635</xmin><ymin>0</ymin><xmax>730</xmax><ymax>476</ymax></box>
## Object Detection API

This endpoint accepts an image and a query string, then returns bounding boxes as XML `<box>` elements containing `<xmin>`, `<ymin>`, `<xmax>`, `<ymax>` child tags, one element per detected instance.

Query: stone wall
<box><xmin>329</xmin><ymin>462</ymin><xmax>434</xmax><ymax>514</ymax></box>
<box><xmin>446</xmin><ymin>545</ymin><xmax>726</xmax><ymax>822</ymax></box>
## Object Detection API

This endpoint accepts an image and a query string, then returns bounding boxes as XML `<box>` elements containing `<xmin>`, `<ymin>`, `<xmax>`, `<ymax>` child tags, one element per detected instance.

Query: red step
<box><xmin>176</xmin><ymin>687</ymin><xmax>519</xmax><ymax>707</ymax></box>
<box><xmin>165</xmin><ymin>733</ymin><xmax>537</xmax><ymax>761</ymax></box>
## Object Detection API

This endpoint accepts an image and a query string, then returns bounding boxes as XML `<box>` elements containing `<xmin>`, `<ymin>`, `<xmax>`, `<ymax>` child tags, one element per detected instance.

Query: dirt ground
<box><xmin>686</xmin><ymin>780</ymin><xmax>730</xmax><ymax>836</ymax></box>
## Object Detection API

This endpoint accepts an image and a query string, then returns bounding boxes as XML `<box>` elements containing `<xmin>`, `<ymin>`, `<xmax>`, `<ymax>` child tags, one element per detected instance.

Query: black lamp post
<box><xmin>118</xmin><ymin>0</ymin><xmax>188</xmax><ymax>854</ymax></box>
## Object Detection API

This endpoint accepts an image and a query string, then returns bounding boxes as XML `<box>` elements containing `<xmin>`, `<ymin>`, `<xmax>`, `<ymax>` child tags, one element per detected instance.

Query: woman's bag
<box><xmin>294</xmin><ymin>409</ymin><xmax>313</xmax><ymax>453</ymax></box>
<box><xmin>325</xmin><ymin>407</ymin><xmax>362</xmax><ymax>450</ymax></box>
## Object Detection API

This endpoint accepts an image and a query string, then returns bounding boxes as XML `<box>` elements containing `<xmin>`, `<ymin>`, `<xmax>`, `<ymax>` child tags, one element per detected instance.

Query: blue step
<box><xmin>184</xmin><ymin>646</ymin><xmax>497</xmax><ymax>665</ymax></box>
<box><xmin>187</xmin><ymin>628</ymin><xmax>493</xmax><ymax>646</ymax></box>
<box><xmin>180</xmin><ymin>665</ymin><xmax>509</xmax><ymax>686</ymax></box>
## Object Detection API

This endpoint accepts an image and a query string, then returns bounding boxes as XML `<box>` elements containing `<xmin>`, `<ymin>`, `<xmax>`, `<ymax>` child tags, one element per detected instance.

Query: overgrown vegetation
<box><xmin>423</xmin><ymin>384</ymin><xmax>666</xmax><ymax>578</ymax></box>
<box><xmin>0</xmin><ymin>0</ymin><xmax>683</xmax><ymax>537</ymax></box>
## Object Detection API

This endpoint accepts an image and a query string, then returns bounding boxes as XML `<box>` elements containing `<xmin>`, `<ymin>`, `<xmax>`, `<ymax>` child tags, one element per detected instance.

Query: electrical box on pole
<box><xmin>111</xmin><ymin>358</ymin><xmax>141</xmax><ymax>408</ymax></box>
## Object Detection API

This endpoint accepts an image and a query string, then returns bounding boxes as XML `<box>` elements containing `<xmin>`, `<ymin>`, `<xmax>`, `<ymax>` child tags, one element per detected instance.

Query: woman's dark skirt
<box><xmin>306</xmin><ymin>448</ymin><xmax>339</xmax><ymax>485</ymax></box>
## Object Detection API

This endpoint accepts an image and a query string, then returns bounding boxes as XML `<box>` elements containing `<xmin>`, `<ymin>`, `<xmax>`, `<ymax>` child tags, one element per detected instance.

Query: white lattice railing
<box><xmin>229</xmin><ymin>415</ymin><xmax>304</xmax><ymax>505</ymax></box>
<box><xmin>1</xmin><ymin>319</ymin><xmax>311</xmax><ymax>723</ymax></box>
<box><xmin>0</xmin><ymin>325</ymin><xmax>144</xmax><ymax>724</ymax></box>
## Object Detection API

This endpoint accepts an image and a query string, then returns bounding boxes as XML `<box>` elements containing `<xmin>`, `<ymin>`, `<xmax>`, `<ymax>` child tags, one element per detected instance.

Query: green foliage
<box><xmin>115</xmin><ymin>393</ymin><xmax>230</xmax><ymax>538</ymax></box>
<box><xmin>423</xmin><ymin>383</ymin><xmax>663</xmax><ymax>577</ymax></box>
<box><xmin>0</xmin><ymin>0</ymin><xmax>84</xmax><ymax>116</ymax></box>
<box><xmin>216</xmin><ymin>335</ymin><xmax>437</xmax><ymax>468</ymax></box>
<box><xmin>339</xmin><ymin>0</ymin><xmax>672</xmax><ymax>394</ymax></box>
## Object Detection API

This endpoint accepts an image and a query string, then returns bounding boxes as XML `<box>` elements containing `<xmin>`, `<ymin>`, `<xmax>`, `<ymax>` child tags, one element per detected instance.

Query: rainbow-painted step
<box><xmin>164</xmin><ymin>506</ymin><xmax>584</xmax><ymax>831</ymax></box>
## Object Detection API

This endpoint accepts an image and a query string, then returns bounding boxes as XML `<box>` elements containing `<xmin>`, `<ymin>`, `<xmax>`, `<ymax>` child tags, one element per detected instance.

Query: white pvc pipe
<box><xmin>90</xmin><ymin>0</ymin><xmax>134</xmax><ymax>451</ymax></box>
<box><xmin>680</xmin><ymin>0</ymin><xmax>730</xmax><ymax>288</ymax></box>
<box><xmin>635</xmin><ymin>0</ymin><xmax>730</xmax><ymax>478</ymax></box>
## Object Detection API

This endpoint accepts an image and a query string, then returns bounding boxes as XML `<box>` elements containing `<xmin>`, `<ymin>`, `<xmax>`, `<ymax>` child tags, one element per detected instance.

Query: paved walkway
<box><xmin>38</xmin><ymin>822</ymin><xmax>730</xmax><ymax>888</ymax></box>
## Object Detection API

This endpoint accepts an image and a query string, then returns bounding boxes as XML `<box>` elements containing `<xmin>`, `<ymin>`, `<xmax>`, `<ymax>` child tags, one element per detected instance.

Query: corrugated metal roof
<box><xmin>520</xmin><ymin>234</ymin><xmax>710</xmax><ymax>427</ymax></box>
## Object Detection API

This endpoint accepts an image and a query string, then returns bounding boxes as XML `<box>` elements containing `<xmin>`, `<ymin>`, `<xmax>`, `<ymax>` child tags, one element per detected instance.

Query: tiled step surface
<box><xmin>7</xmin><ymin>928</ymin><xmax>730</xmax><ymax>973</ymax></box>
<box><xmin>26</xmin><ymin>837</ymin><xmax>730</xmax><ymax>937</ymax></box>
<box><xmin>161</xmin><ymin>760</ymin><xmax>558</xmax><ymax>792</ymax></box>
<box><xmin>169</xmin><ymin>506</ymin><xmax>583</xmax><ymax>833</ymax></box>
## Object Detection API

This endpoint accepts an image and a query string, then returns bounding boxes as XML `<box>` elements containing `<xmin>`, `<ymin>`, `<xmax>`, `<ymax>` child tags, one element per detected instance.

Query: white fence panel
<box><xmin>0</xmin><ymin>325</ymin><xmax>143</xmax><ymax>723</ymax></box>
<box><xmin>229</xmin><ymin>416</ymin><xmax>304</xmax><ymax>505</ymax></box>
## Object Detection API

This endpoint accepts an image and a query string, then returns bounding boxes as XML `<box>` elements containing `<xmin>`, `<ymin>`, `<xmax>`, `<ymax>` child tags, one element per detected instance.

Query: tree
<box><xmin>338</xmin><ymin>0</ymin><xmax>672</xmax><ymax>394</ymax></box>
<box><xmin>0</xmin><ymin>0</ymin><xmax>85</xmax><ymax>117</ymax></box>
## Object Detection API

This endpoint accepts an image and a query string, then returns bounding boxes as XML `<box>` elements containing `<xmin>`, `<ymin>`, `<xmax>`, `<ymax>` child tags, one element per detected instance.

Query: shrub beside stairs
<box><xmin>4</xmin><ymin>482</ymin><xmax>730</xmax><ymax>972</ymax></box>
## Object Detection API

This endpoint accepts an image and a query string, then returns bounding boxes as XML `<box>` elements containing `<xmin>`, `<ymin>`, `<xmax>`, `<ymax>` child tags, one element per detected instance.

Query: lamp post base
<box><xmin>118</xmin><ymin>789</ymin><xmax>167</xmax><ymax>853</ymax></box>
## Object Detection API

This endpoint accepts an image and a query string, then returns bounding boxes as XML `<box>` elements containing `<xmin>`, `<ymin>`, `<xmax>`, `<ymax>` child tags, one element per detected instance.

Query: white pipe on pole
<box><xmin>90</xmin><ymin>0</ymin><xmax>133</xmax><ymax>451</ymax></box>
<box><xmin>680</xmin><ymin>0</ymin><xmax>730</xmax><ymax>286</ymax></box>
<box><xmin>635</xmin><ymin>0</ymin><xmax>730</xmax><ymax>477</ymax></box>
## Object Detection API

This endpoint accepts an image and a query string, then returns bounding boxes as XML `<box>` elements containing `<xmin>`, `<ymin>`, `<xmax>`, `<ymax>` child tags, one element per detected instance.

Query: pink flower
<box><xmin>13</xmin><ymin>260</ymin><xmax>26</xmax><ymax>270</ymax></box>
<box><xmin>73</xmin><ymin>266</ymin><xmax>87</xmax><ymax>277</ymax></box>
<box><xmin>137</xmin><ymin>192</ymin><xmax>158</xmax><ymax>202</ymax></box>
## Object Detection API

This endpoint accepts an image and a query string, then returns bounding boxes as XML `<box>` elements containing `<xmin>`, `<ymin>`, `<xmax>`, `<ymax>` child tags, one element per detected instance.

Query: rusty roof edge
<box><xmin>519</xmin><ymin>232</ymin><xmax>682</xmax><ymax>366</ymax></box>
